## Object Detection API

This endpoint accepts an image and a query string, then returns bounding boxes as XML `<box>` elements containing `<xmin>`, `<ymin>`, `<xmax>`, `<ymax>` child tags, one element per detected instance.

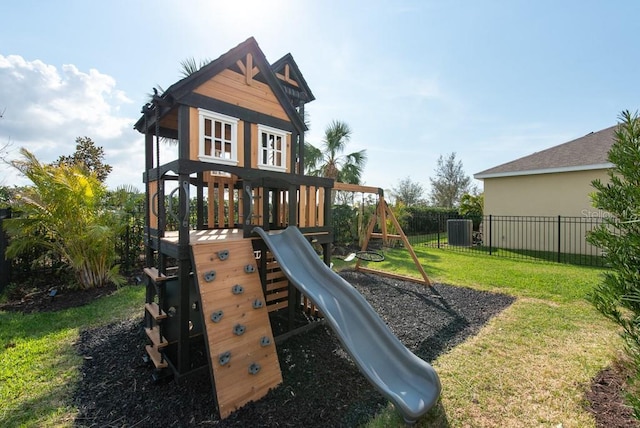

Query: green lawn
<box><xmin>0</xmin><ymin>248</ymin><xmax>623</xmax><ymax>427</ymax></box>
<box><xmin>0</xmin><ymin>286</ymin><xmax>144</xmax><ymax>427</ymax></box>
<box><xmin>350</xmin><ymin>246</ymin><xmax>622</xmax><ymax>427</ymax></box>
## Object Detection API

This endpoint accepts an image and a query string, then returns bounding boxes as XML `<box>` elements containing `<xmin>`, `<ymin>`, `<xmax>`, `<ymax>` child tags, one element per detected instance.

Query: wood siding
<box><xmin>194</xmin><ymin>69</ymin><xmax>289</xmax><ymax>122</ymax></box>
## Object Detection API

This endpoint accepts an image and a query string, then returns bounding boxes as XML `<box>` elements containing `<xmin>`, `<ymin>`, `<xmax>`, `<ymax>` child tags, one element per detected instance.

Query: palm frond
<box><xmin>180</xmin><ymin>57</ymin><xmax>212</xmax><ymax>78</ymax></box>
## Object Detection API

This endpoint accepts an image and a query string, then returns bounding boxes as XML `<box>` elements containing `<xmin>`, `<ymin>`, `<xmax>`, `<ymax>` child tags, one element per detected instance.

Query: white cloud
<box><xmin>0</xmin><ymin>54</ymin><xmax>141</xmax><ymax>189</ymax></box>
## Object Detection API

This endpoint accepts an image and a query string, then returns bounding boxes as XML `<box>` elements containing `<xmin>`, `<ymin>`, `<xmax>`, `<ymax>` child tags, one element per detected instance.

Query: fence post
<box><xmin>0</xmin><ymin>208</ymin><xmax>11</xmax><ymax>292</ymax></box>
<box><xmin>488</xmin><ymin>215</ymin><xmax>492</xmax><ymax>255</ymax></box>
<box><xmin>437</xmin><ymin>213</ymin><xmax>441</xmax><ymax>248</ymax></box>
<box><xmin>557</xmin><ymin>215</ymin><xmax>561</xmax><ymax>263</ymax></box>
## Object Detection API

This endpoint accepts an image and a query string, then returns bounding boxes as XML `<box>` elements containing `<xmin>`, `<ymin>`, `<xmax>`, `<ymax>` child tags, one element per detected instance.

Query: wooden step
<box><xmin>145</xmin><ymin>302</ymin><xmax>167</xmax><ymax>320</ymax></box>
<box><xmin>145</xmin><ymin>345</ymin><xmax>168</xmax><ymax>369</ymax></box>
<box><xmin>143</xmin><ymin>267</ymin><xmax>176</xmax><ymax>283</ymax></box>
<box><xmin>145</xmin><ymin>326</ymin><xmax>168</xmax><ymax>348</ymax></box>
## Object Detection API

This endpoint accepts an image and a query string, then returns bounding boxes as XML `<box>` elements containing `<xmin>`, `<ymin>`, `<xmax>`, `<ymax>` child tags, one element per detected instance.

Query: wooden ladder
<box><xmin>143</xmin><ymin>267</ymin><xmax>173</xmax><ymax>369</ymax></box>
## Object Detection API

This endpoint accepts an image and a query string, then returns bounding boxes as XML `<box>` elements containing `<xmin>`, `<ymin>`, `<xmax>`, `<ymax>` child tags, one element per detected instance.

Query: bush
<box><xmin>587</xmin><ymin>110</ymin><xmax>640</xmax><ymax>419</ymax></box>
<box><xmin>5</xmin><ymin>149</ymin><xmax>125</xmax><ymax>289</ymax></box>
<box><xmin>404</xmin><ymin>206</ymin><xmax>459</xmax><ymax>235</ymax></box>
<box><xmin>332</xmin><ymin>204</ymin><xmax>359</xmax><ymax>246</ymax></box>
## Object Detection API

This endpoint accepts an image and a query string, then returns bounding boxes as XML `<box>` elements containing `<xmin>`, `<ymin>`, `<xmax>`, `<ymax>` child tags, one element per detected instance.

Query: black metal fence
<box><xmin>403</xmin><ymin>213</ymin><xmax>606</xmax><ymax>267</ymax></box>
<box><xmin>0</xmin><ymin>204</ymin><xmax>609</xmax><ymax>292</ymax></box>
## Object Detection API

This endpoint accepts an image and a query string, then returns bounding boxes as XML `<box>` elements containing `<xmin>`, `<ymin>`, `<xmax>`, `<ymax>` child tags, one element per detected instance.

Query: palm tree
<box><xmin>179</xmin><ymin>57</ymin><xmax>212</xmax><ymax>78</ymax></box>
<box><xmin>304</xmin><ymin>120</ymin><xmax>367</xmax><ymax>184</ymax></box>
<box><xmin>5</xmin><ymin>149</ymin><xmax>125</xmax><ymax>289</ymax></box>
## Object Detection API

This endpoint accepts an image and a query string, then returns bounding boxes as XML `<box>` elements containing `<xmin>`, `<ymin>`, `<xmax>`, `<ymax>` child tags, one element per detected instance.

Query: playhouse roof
<box><xmin>474</xmin><ymin>124</ymin><xmax>616</xmax><ymax>179</ymax></box>
<box><xmin>134</xmin><ymin>37</ymin><xmax>310</xmax><ymax>134</ymax></box>
<box><xmin>271</xmin><ymin>53</ymin><xmax>315</xmax><ymax>106</ymax></box>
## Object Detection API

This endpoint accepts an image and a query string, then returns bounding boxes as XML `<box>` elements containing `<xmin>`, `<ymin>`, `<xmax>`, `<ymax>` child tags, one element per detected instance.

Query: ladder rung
<box><xmin>145</xmin><ymin>327</ymin><xmax>168</xmax><ymax>348</ymax></box>
<box><xmin>145</xmin><ymin>345</ymin><xmax>168</xmax><ymax>369</ymax></box>
<box><xmin>145</xmin><ymin>302</ymin><xmax>167</xmax><ymax>320</ymax></box>
<box><xmin>143</xmin><ymin>267</ymin><xmax>176</xmax><ymax>283</ymax></box>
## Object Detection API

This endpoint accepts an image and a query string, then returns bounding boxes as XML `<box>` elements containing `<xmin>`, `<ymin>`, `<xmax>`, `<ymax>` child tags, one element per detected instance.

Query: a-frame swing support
<box><xmin>333</xmin><ymin>183</ymin><xmax>432</xmax><ymax>287</ymax></box>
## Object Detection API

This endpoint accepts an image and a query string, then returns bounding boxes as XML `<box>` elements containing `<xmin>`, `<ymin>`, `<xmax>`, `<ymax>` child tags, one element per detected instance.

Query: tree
<box><xmin>428</xmin><ymin>152</ymin><xmax>473</xmax><ymax>208</ymax></box>
<box><xmin>5</xmin><ymin>148</ymin><xmax>124</xmax><ymax>289</ymax></box>
<box><xmin>54</xmin><ymin>136</ymin><xmax>112</xmax><ymax>182</ymax></box>
<box><xmin>587</xmin><ymin>110</ymin><xmax>640</xmax><ymax>414</ymax></box>
<box><xmin>304</xmin><ymin>120</ymin><xmax>367</xmax><ymax>184</ymax></box>
<box><xmin>391</xmin><ymin>176</ymin><xmax>425</xmax><ymax>206</ymax></box>
<box><xmin>179</xmin><ymin>57</ymin><xmax>212</xmax><ymax>78</ymax></box>
<box><xmin>459</xmin><ymin>193</ymin><xmax>484</xmax><ymax>231</ymax></box>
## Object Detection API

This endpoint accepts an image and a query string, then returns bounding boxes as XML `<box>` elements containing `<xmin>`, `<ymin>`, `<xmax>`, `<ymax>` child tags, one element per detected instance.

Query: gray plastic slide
<box><xmin>253</xmin><ymin>226</ymin><xmax>441</xmax><ymax>424</ymax></box>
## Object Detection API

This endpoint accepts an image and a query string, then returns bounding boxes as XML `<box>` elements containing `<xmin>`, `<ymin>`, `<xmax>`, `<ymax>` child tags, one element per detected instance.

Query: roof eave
<box><xmin>474</xmin><ymin>163</ymin><xmax>613</xmax><ymax>180</ymax></box>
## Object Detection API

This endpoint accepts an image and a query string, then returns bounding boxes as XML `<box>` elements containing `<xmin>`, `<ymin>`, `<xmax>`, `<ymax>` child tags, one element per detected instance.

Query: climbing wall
<box><xmin>191</xmin><ymin>239</ymin><xmax>282</xmax><ymax>419</ymax></box>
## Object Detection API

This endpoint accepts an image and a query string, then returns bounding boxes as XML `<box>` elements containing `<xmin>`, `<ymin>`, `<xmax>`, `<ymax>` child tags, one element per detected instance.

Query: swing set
<box><xmin>333</xmin><ymin>182</ymin><xmax>432</xmax><ymax>287</ymax></box>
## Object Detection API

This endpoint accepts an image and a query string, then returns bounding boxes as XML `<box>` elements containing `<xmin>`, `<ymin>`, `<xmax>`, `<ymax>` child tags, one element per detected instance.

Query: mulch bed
<box><xmin>586</xmin><ymin>360</ymin><xmax>640</xmax><ymax>428</ymax></box>
<box><xmin>2</xmin><ymin>269</ymin><xmax>636</xmax><ymax>426</ymax></box>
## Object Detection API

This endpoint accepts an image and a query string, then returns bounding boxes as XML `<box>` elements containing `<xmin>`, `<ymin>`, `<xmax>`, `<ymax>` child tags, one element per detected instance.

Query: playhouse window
<box><xmin>198</xmin><ymin>109</ymin><xmax>238</xmax><ymax>165</ymax></box>
<box><xmin>258</xmin><ymin>125</ymin><xmax>288</xmax><ymax>172</ymax></box>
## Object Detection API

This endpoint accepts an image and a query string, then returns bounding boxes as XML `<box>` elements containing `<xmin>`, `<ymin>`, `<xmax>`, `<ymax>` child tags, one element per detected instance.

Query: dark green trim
<box><xmin>271</xmin><ymin>53</ymin><xmax>316</xmax><ymax>102</ymax></box>
<box><xmin>144</xmin><ymin>160</ymin><xmax>334</xmax><ymax>188</ymax></box>
<box><xmin>183</xmin><ymin>93</ymin><xmax>295</xmax><ymax>132</ymax></box>
<box><xmin>178</xmin><ymin>105</ymin><xmax>190</xmax><ymax>160</ymax></box>
<box><xmin>244</xmin><ymin>121</ymin><xmax>252</xmax><ymax>168</ymax></box>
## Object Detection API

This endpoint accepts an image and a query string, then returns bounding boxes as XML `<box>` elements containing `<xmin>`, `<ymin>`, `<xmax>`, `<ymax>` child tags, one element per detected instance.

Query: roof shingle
<box><xmin>475</xmin><ymin>125</ymin><xmax>616</xmax><ymax>179</ymax></box>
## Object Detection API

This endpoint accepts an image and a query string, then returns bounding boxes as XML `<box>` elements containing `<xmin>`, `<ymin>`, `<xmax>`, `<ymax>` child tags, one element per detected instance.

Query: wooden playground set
<box><xmin>134</xmin><ymin>37</ymin><xmax>434</xmax><ymax>420</ymax></box>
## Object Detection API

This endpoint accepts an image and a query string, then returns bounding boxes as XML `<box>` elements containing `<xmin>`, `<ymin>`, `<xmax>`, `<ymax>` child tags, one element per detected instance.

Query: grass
<box><xmin>351</xmin><ymin>246</ymin><xmax>622</xmax><ymax>427</ymax></box>
<box><xmin>0</xmin><ymin>285</ymin><xmax>144</xmax><ymax>427</ymax></box>
<box><xmin>0</xmin><ymin>248</ymin><xmax>622</xmax><ymax>427</ymax></box>
<box><xmin>407</xmin><ymin>233</ymin><xmax>606</xmax><ymax>267</ymax></box>
<box><xmin>348</xmin><ymin>245</ymin><xmax>606</xmax><ymax>303</ymax></box>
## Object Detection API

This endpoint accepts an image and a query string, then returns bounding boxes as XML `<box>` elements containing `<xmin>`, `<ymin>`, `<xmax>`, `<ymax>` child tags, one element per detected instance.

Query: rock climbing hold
<box><xmin>260</xmin><ymin>336</ymin><xmax>271</xmax><ymax>347</ymax></box>
<box><xmin>248</xmin><ymin>362</ymin><xmax>261</xmax><ymax>375</ymax></box>
<box><xmin>219</xmin><ymin>351</ymin><xmax>231</xmax><ymax>366</ymax></box>
<box><xmin>210</xmin><ymin>310</ymin><xmax>223</xmax><ymax>323</ymax></box>
<box><xmin>203</xmin><ymin>270</ymin><xmax>216</xmax><ymax>282</ymax></box>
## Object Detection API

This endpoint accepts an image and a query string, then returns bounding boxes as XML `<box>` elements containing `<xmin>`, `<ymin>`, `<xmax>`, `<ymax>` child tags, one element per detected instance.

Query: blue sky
<box><xmin>1</xmin><ymin>0</ymin><xmax>638</xmax><ymax>195</ymax></box>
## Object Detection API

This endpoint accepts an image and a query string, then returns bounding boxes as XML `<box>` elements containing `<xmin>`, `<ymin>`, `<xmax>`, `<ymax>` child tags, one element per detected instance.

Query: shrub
<box><xmin>5</xmin><ymin>149</ymin><xmax>125</xmax><ymax>289</ymax></box>
<box><xmin>587</xmin><ymin>110</ymin><xmax>640</xmax><ymax>419</ymax></box>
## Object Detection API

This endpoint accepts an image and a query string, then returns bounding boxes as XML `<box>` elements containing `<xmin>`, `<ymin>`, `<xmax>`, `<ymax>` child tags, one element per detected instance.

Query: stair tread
<box><xmin>145</xmin><ymin>345</ymin><xmax>168</xmax><ymax>369</ymax></box>
<box><xmin>143</xmin><ymin>267</ymin><xmax>176</xmax><ymax>283</ymax></box>
<box><xmin>145</xmin><ymin>326</ymin><xmax>168</xmax><ymax>348</ymax></box>
<box><xmin>145</xmin><ymin>302</ymin><xmax>167</xmax><ymax>320</ymax></box>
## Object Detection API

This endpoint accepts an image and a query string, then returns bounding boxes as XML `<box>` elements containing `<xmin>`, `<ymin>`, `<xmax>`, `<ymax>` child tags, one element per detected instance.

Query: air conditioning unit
<box><xmin>447</xmin><ymin>219</ymin><xmax>473</xmax><ymax>246</ymax></box>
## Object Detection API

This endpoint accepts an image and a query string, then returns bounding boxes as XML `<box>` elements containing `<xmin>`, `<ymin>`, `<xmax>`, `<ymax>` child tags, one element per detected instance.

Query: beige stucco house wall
<box><xmin>474</xmin><ymin>125</ymin><xmax>615</xmax><ymax>255</ymax></box>
<box><xmin>482</xmin><ymin>168</ymin><xmax>610</xmax><ymax>217</ymax></box>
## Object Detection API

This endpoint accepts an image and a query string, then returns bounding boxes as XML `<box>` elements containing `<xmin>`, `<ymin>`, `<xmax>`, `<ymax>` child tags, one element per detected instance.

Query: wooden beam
<box><xmin>245</xmin><ymin>53</ymin><xmax>253</xmax><ymax>85</ymax></box>
<box><xmin>371</xmin><ymin>232</ymin><xmax>402</xmax><ymax>240</ymax></box>
<box><xmin>383</xmin><ymin>200</ymin><xmax>432</xmax><ymax>286</ymax></box>
<box><xmin>353</xmin><ymin>197</ymin><xmax>432</xmax><ymax>287</ymax></box>
<box><xmin>236</xmin><ymin>59</ymin><xmax>246</xmax><ymax>75</ymax></box>
<box><xmin>356</xmin><ymin>214</ymin><xmax>378</xmax><ymax>270</ymax></box>
<box><xmin>333</xmin><ymin>182</ymin><xmax>381</xmax><ymax>194</ymax></box>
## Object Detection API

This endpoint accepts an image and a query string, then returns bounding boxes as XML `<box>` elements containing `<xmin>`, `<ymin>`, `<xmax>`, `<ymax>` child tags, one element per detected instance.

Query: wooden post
<box><xmin>337</xmin><ymin>182</ymin><xmax>432</xmax><ymax>288</ymax></box>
